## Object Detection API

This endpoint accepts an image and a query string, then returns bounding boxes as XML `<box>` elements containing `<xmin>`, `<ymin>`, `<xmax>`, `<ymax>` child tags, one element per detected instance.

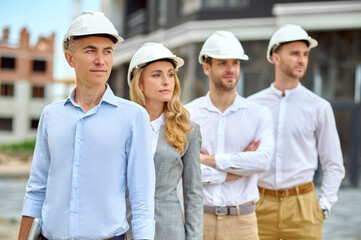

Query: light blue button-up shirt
<box><xmin>22</xmin><ymin>86</ymin><xmax>155</xmax><ymax>240</ymax></box>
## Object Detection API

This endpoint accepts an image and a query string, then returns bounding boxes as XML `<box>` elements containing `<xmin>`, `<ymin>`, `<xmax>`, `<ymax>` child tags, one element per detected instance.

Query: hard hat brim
<box><xmin>127</xmin><ymin>56</ymin><xmax>184</xmax><ymax>87</ymax></box>
<box><xmin>199</xmin><ymin>54</ymin><xmax>249</xmax><ymax>64</ymax></box>
<box><xmin>63</xmin><ymin>33</ymin><xmax>124</xmax><ymax>52</ymax></box>
<box><xmin>267</xmin><ymin>37</ymin><xmax>318</xmax><ymax>64</ymax></box>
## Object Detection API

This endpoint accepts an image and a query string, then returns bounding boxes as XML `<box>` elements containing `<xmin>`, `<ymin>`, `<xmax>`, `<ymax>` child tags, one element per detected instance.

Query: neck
<box><xmin>209</xmin><ymin>87</ymin><xmax>237</xmax><ymax>113</ymax></box>
<box><xmin>74</xmin><ymin>84</ymin><xmax>106</xmax><ymax>113</ymax></box>
<box><xmin>273</xmin><ymin>72</ymin><xmax>299</xmax><ymax>96</ymax></box>
<box><xmin>145</xmin><ymin>101</ymin><xmax>165</xmax><ymax>121</ymax></box>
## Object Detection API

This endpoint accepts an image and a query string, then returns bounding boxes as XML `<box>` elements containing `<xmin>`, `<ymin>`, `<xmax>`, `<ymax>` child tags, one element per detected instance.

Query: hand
<box><xmin>245</xmin><ymin>140</ymin><xmax>260</xmax><ymax>151</ymax></box>
<box><xmin>226</xmin><ymin>173</ymin><xmax>242</xmax><ymax>181</ymax></box>
<box><xmin>200</xmin><ymin>153</ymin><xmax>216</xmax><ymax>168</ymax></box>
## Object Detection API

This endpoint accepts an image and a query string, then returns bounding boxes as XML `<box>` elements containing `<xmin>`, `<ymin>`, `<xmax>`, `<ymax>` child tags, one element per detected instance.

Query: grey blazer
<box><xmin>127</xmin><ymin>122</ymin><xmax>203</xmax><ymax>240</ymax></box>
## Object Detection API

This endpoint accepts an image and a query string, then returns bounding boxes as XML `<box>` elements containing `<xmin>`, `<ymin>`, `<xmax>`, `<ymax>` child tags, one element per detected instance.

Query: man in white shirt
<box><xmin>186</xmin><ymin>31</ymin><xmax>274</xmax><ymax>240</ymax></box>
<box><xmin>248</xmin><ymin>24</ymin><xmax>345</xmax><ymax>240</ymax></box>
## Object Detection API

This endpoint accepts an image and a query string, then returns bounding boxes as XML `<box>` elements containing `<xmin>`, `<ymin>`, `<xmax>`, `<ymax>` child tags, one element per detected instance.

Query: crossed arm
<box><xmin>201</xmin><ymin>140</ymin><xmax>260</xmax><ymax>182</ymax></box>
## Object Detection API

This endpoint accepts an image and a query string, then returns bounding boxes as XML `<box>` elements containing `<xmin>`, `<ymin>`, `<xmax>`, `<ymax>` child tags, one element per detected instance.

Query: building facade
<box><xmin>0</xmin><ymin>28</ymin><xmax>54</xmax><ymax>144</ymax></box>
<box><xmin>102</xmin><ymin>0</ymin><xmax>361</xmax><ymax>186</ymax></box>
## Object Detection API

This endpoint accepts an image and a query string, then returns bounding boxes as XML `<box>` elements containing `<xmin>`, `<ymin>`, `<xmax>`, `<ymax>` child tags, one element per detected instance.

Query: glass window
<box><xmin>32</xmin><ymin>85</ymin><xmax>45</xmax><ymax>98</ymax></box>
<box><xmin>158</xmin><ymin>0</ymin><xmax>167</xmax><ymax>27</ymax></box>
<box><xmin>33</xmin><ymin>60</ymin><xmax>47</xmax><ymax>72</ymax></box>
<box><xmin>30</xmin><ymin>118</ymin><xmax>39</xmax><ymax>130</ymax></box>
<box><xmin>180</xmin><ymin>0</ymin><xmax>201</xmax><ymax>15</ymax></box>
<box><xmin>0</xmin><ymin>83</ymin><xmax>14</xmax><ymax>97</ymax></box>
<box><xmin>320</xmin><ymin>64</ymin><xmax>355</xmax><ymax>101</ymax></box>
<box><xmin>1</xmin><ymin>56</ymin><xmax>16</xmax><ymax>69</ymax></box>
<box><xmin>228</xmin><ymin>0</ymin><xmax>248</xmax><ymax>6</ymax></box>
<box><xmin>0</xmin><ymin>117</ymin><xmax>12</xmax><ymax>131</ymax></box>
<box><xmin>202</xmin><ymin>0</ymin><xmax>248</xmax><ymax>8</ymax></box>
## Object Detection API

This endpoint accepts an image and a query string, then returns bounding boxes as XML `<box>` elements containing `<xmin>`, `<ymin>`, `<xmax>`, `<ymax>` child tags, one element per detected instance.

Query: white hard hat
<box><xmin>267</xmin><ymin>24</ymin><xmax>318</xmax><ymax>63</ymax></box>
<box><xmin>198</xmin><ymin>31</ymin><xmax>249</xmax><ymax>64</ymax></box>
<box><xmin>63</xmin><ymin>11</ymin><xmax>124</xmax><ymax>52</ymax></box>
<box><xmin>127</xmin><ymin>42</ymin><xmax>184</xmax><ymax>86</ymax></box>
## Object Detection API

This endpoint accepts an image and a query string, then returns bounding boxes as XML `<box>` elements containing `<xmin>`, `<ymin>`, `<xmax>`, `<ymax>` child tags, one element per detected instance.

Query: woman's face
<box><xmin>139</xmin><ymin>61</ymin><xmax>175</xmax><ymax>107</ymax></box>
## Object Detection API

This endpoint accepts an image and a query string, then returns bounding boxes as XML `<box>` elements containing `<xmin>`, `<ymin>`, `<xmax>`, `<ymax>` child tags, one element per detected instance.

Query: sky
<box><xmin>0</xmin><ymin>0</ymin><xmax>102</xmax><ymax>80</ymax></box>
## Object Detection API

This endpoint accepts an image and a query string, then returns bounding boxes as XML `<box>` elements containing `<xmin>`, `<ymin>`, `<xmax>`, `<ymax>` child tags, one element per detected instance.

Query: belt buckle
<box><xmin>276</xmin><ymin>189</ymin><xmax>289</xmax><ymax>197</ymax></box>
<box><xmin>215</xmin><ymin>206</ymin><xmax>228</xmax><ymax>215</ymax></box>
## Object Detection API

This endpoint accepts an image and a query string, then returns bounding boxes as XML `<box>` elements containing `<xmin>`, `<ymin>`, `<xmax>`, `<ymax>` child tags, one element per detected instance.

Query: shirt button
<box><xmin>78</xmin><ymin>139</ymin><xmax>81</xmax><ymax>143</ymax></box>
<box><xmin>76</xmin><ymin>162</ymin><xmax>79</xmax><ymax>166</ymax></box>
<box><xmin>75</xmin><ymin>186</ymin><xmax>78</xmax><ymax>189</ymax></box>
<box><xmin>73</xmin><ymin>210</ymin><xmax>77</xmax><ymax>213</ymax></box>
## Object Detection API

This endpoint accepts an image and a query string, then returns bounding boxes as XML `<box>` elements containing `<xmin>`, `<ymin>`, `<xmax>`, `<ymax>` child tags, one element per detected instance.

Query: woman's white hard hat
<box><xmin>267</xmin><ymin>24</ymin><xmax>318</xmax><ymax>63</ymax></box>
<box><xmin>127</xmin><ymin>42</ymin><xmax>184</xmax><ymax>87</ymax></box>
<box><xmin>63</xmin><ymin>11</ymin><xmax>124</xmax><ymax>52</ymax></box>
<box><xmin>198</xmin><ymin>31</ymin><xmax>249</xmax><ymax>64</ymax></box>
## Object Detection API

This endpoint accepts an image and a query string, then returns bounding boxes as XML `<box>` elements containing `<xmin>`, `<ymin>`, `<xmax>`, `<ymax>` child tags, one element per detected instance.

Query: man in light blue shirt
<box><xmin>18</xmin><ymin>11</ymin><xmax>155</xmax><ymax>240</ymax></box>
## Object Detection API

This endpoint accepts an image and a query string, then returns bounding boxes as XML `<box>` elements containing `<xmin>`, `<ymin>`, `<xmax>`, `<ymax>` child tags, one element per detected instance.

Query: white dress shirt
<box><xmin>248</xmin><ymin>83</ymin><xmax>345</xmax><ymax>211</ymax></box>
<box><xmin>150</xmin><ymin>113</ymin><xmax>164</xmax><ymax>158</ymax></box>
<box><xmin>186</xmin><ymin>93</ymin><xmax>274</xmax><ymax>206</ymax></box>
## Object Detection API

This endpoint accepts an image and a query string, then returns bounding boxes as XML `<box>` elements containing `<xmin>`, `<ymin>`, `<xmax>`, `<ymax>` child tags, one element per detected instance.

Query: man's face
<box><xmin>65</xmin><ymin>36</ymin><xmax>114</xmax><ymax>88</ymax></box>
<box><xmin>204</xmin><ymin>58</ymin><xmax>240</xmax><ymax>92</ymax></box>
<box><xmin>273</xmin><ymin>41</ymin><xmax>309</xmax><ymax>80</ymax></box>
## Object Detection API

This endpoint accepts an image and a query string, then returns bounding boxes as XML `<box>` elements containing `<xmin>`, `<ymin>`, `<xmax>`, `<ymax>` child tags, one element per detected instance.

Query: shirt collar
<box><xmin>150</xmin><ymin>113</ymin><xmax>164</xmax><ymax>133</ymax></box>
<box><xmin>201</xmin><ymin>92</ymin><xmax>247</xmax><ymax>113</ymax></box>
<box><xmin>64</xmin><ymin>84</ymin><xmax>118</xmax><ymax>107</ymax></box>
<box><xmin>270</xmin><ymin>82</ymin><xmax>302</xmax><ymax>97</ymax></box>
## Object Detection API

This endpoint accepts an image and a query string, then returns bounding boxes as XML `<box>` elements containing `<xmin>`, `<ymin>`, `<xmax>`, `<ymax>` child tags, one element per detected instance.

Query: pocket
<box><xmin>304</xmin><ymin>191</ymin><xmax>324</xmax><ymax>224</ymax></box>
<box><xmin>313</xmin><ymin>193</ymin><xmax>325</xmax><ymax>220</ymax></box>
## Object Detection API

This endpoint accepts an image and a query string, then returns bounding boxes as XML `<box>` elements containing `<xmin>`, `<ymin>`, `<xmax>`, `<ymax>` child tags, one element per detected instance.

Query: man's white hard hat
<box><xmin>63</xmin><ymin>11</ymin><xmax>124</xmax><ymax>52</ymax></box>
<box><xmin>127</xmin><ymin>42</ymin><xmax>184</xmax><ymax>86</ymax></box>
<box><xmin>198</xmin><ymin>31</ymin><xmax>249</xmax><ymax>64</ymax></box>
<box><xmin>267</xmin><ymin>24</ymin><xmax>318</xmax><ymax>63</ymax></box>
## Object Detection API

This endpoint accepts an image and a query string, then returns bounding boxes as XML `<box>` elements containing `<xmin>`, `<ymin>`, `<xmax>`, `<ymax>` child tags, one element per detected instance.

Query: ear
<box><xmin>272</xmin><ymin>53</ymin><xmax>280</xmax><ymax>66</ymax></box>
<box><xmin>138</xmin><ymin>77</ymin><xmax>144</xmax><ymax>92</ymax></box>
<box><xmin>203</xmin><ymin>63</ymin><xmax>211</xmax><ymax>76</ymax></box>
<box><xmin>64</xmin><ymin>50</ymin><xmax>75</xmax><ymax>68</ymax></box>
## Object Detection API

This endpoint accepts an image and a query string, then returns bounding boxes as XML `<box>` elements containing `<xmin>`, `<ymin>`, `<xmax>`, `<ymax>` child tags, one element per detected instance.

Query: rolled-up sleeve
<box><xmin>201</xmin><ymin>164</ymin><xmax>227</xmax><ymax>185</ymax></box>
<box><xmin>127</xmin><ymin>108</ymin><xmax>156</xmax><ymax>240</ymax></box>
<box><xmin>22</xmin><ymin>109</ymin><xmax>50</xmax><ymax>218</ymax></box>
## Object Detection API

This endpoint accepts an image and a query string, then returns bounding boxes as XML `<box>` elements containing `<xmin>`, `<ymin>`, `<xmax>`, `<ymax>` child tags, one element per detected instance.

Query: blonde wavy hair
<box><xmin>130</xmin><ymin>63</ymin><xmax>193</xmax><ymax>154</ymax></box>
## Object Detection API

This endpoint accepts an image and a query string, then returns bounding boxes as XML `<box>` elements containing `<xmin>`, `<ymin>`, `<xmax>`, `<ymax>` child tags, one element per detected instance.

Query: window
<box><xmin>158</xmin><ymin>0</ymin><xmax>168</xmax><ymax>27</ymax></box>
<box><xmin>320</xmin><ymin>64</ymin><xmax>355</xmax><ymax>101</ymax></box>
<box><xmin>1</xmin><ymin>56</ymin><xmax>16</xmax><ymax>69</ymax></box>
<box><xmin>32</xmin><ymin>85</ymin><xmax>45</xmax><ymax>98</ymax></box>
<box><xmin>0</xmin><ymin>83</ymin><xmax>14</xmax><ymax>97</ymax></box>
<box><xmin>0</xmin><ymin>117</ymin><xmax>12</xmax><ymax>131</ymax></box>
<box><xmin>180</xmin><ymin>0</ymin><xmax>249</xmax><ymax>16</ymax></box>
<box><xmin>30</xmin><ymin>118</ymin><xmax>39</xmax><ymax>130</ymax></box>
<box><xmin>202</xmin><ymin>0</ymin><xmax>248</xmax><ymax>8</ymax></box>
<box><xmin>32</xmin><ymin>60</ymin><xmax>47</xmax><ymax>72</ymax></box>
<box><xmin>180</xmin><ymin>0</ymin><xmax>201</xmax><ymax>15</ymax></box>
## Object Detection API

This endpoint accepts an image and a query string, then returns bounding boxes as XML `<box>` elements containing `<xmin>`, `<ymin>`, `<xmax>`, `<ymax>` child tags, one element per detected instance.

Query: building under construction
<box><xmin>0</xmin><ymin>27</ymin><xmax>54</xmax><ymax>144</ymax></box>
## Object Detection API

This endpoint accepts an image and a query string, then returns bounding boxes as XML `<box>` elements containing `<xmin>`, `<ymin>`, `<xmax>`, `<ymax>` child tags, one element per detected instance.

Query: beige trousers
<box><xmin>256</xmin><ymin>189</ymin><xmax>324</xmax><ymax>240</ymax></box>
<box><xmin>203</xmin><ymin>211</ymin><xmax>259</xmax><ymax>240</ymax></box>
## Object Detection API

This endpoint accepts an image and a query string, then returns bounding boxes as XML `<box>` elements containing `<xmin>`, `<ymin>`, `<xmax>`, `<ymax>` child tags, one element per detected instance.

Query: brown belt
<box><xmin>204</xmin><ymin>202</ymin><xmax>255</xmax><ymax>216</ymax></box>
<box><xmin>258</xmin><ymin>182</ymin><xmax>314</xmax><ymax>197</ymax></box>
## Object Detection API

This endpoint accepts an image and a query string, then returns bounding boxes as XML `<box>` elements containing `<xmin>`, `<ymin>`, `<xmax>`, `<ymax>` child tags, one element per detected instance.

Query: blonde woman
<box><xmin>127</xmin><ymin>42</ymin><xmax>203</xmax><ymax>240</ymax></box>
